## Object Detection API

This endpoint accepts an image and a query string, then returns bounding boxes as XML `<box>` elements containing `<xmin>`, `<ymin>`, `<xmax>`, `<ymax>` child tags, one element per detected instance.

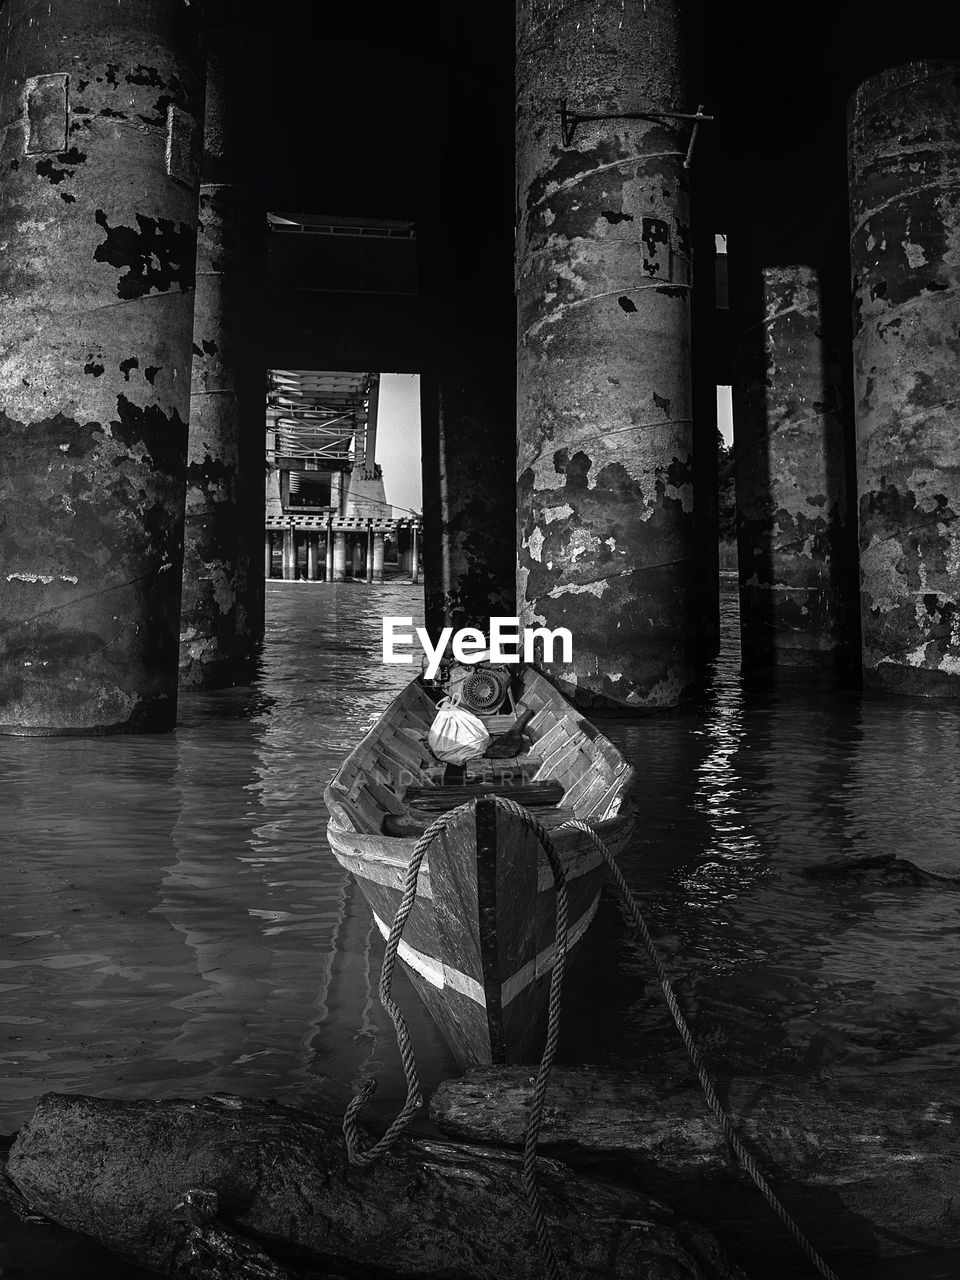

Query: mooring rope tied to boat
<box><xmin>342</xmin><ymin>795</ymin><xmax>570</xmax><ymax>1280</ymax></box>
<box><xmin>341</xmin><ymin>814</ymin><xmax>436</xmax><ymax>1167</ymax></box>
<box><xmin>496</xmin><ymin>795</ymin><xmax>569</xmax><ymax>1280</ymax></box>
<box><xmin>562</xmin><ymin>819</ymin><xmax>842</xmax><ymax>1280</ymax></box>
<box><xmin>343</xmin><ymin>799</ymin><xmax>839</xmax><ymax>1280</ymax></box>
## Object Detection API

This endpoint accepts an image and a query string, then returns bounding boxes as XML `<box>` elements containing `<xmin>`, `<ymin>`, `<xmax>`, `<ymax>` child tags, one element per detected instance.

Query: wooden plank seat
<box><xmin>382</xmin><ymin>779</ymin><xmax>569</xmax><ymax>838</ymax></box>
<box><xmin>382</xmin><ymin>808</ymin><xmax>578</xmax><ymax>837</ymax></box>
<box><xmin>403</xmin><ymin>780</ymin><xmax>564</xmax><ymax>812</ymax></box>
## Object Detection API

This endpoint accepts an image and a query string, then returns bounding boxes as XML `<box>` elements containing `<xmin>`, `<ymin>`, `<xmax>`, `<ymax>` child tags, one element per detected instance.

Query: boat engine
<box><xmin>458</xmin><ymin>666</ymin><xmax>511</xmax><ymax>714</ymax></box>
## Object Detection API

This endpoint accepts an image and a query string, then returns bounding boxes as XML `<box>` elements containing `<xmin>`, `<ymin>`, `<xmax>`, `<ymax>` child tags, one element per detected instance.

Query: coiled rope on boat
<box><xmin>342</xmin><ymin>796</ymin><xmax>569</xmax><ymax>1280</ymax></box>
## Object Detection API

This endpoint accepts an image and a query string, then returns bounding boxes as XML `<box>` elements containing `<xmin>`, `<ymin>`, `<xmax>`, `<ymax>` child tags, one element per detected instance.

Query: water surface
<box><xmin>3</xmin><ymin>577</ymin><xmax>960</xmax><ymax>1278</ymax></box>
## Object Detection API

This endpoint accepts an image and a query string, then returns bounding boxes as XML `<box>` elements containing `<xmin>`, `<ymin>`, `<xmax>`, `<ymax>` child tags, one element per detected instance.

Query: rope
<box><xmin>559</xmin><ymin>819</ymin><xmax>841</xmax><ymax>1280</ymax></box>
<box><xmin>342</xmin><ymin>813</ymin><xmax>448</xmax><ymax>1165</ymax></box>
<box><xmin>341</xmin><ymin>792</ymin><xmax>839</xmax><ymax>1280</ymax></box>
<box><xmin>494</xmin><ymin>797</ymin><xmax>569</xmax><ymax>1280</ymax></box>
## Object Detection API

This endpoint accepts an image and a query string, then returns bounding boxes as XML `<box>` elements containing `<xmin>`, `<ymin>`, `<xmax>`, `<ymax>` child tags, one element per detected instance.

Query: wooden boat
<box><xmin>324</xmin><ymin>667</ymin><xmax>637</xmax><ymax>1070</ymax></box>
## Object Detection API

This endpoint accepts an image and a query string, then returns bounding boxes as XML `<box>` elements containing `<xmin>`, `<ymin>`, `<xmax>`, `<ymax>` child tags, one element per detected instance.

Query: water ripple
<box><xmin>3</xmin><ymin>578</ymin><xmax>960</xmax><ymax>1136</ymax></box>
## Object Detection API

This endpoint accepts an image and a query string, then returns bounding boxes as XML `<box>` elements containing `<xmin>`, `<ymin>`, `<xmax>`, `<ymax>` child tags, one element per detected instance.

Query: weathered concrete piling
<box><xmin>690</xmin><ymin>189</ymin><xmax>720</xmax><ymax>662</ymax></box>
<box><xmin>733</xmin><ymin>265</ymin><xmax>855</xmax><ymax>668</ymax></box>
<box><xmin>421</xmin><ymin>371</ymin><xmax>517</xmax><ymax>634</ymax></box>
<box><xmin>179</xmin><ymin>6</ymin><xmax>263</xmax><ymax>691</ymax></box>
<box><xmin>516</xmin><ymin>0</ymin><xmax>697</xmax><ymax>710</ymax></box>
<box><xmin>848</xmin><ymin>61</ymin><xmax>960</xmax><ymax>697</ymax></box>
<box><xmin>0</xmin><ymin>0</ymin><xmax>204</xmax><ymax>733</ymax></box>
<box><xmin>419</xmin><ymin>14</ymin><xmax>517</xmax><ymax>642</ymax></box>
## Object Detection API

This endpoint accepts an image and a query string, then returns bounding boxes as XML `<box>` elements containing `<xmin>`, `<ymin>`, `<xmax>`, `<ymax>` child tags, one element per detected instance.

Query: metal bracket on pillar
<box><xmin>559</xmin><ymin>100</ymin><xmax>713</xmax><ymax>168</ymax></box>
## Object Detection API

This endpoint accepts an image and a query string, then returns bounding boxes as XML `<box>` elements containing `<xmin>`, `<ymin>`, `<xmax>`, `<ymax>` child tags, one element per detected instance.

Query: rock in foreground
<box><xmin>7</xmin><ymin>1092</ymin><xmax>745</xmax><ymax>1280</ymax></box>
<box><xmin>431</xmin><ymin>1067</ymin><xmax>960</xmax><ymax>1269</ymax></box>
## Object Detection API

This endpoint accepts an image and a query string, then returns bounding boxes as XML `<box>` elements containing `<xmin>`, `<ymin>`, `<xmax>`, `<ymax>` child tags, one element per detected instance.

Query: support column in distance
<box><xmin>179</xmin><ymin>3</ymin><xmax>264</xmax><ymax>690</ymax></box>
<box><xmin>734</xmin><ymin>265</ymin><xmax>856</xmax><ymax>670</ymax></box>
<box><xmin>333</xmin><ymin>531</ymin><xmax>347</xmax><ymax>583</ymax></box>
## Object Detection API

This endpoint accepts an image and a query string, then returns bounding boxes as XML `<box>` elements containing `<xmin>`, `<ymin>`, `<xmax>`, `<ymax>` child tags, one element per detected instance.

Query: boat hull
<box><xmin>327</xmin><ymin>796</ymin><xmax>634</xmax><ymax>1069</ymax></box>
<box><xmin>324</xmin><ymin>668</ymin><xmax>637</xmax><ymax>1069</ymax></box>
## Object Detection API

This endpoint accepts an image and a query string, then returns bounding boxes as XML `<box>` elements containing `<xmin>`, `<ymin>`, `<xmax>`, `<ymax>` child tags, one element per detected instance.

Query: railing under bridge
<box><xmin>265</xmin><ymin>515</ymin><xmax>420</xmax><ymax>585</ymax></box>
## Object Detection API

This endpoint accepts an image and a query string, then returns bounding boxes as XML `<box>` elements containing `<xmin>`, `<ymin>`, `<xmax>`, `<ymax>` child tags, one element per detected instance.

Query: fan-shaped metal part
<box><xmin>460</xmin><ymin>667</ymin><xmax>510</xmax><ymax>713</ymax></box>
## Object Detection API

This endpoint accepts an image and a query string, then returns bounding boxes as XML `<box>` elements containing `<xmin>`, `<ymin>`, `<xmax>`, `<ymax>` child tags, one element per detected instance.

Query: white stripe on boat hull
<box><xmin>371</xmin><ymin>912</ymin><xmax>484</xmax><ymax>1004</ymax></box>
<box><xmin>371</xmin><ymin>895</ymin><xmax>600</xmax><ymax>1010</ymax></box>
<box><xmin>330</xmin><ymin>837</ymin><xmax>609</xmax><ymax>899</ymax></box>
<box><xmin>500</xmin><ymin>896</ymin><xmax>599</xmax><ymax>1008</ymax></box>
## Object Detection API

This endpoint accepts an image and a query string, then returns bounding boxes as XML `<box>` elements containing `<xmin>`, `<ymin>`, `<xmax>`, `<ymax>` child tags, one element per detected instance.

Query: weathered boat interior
<box><xmin>325</xmin><ymin>667</ymin><xmax>636</xmax><ymax>843</ymax></box>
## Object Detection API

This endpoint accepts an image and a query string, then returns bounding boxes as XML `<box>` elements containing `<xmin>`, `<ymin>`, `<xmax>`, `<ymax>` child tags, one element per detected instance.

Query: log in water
<box><xmin>6</xmin><ymin>1092</ymin><xmax>745</xmax><ymax>1280</ymax></box>
<box><xmin>430</xmin><ymin>1067</ymin><xmax>960</xmax><ymax>1269</ymax></box>
<box><xmin>802</xmin><ymin>853</ymin><xmax>960</xmax><ymax>887</ymax></box>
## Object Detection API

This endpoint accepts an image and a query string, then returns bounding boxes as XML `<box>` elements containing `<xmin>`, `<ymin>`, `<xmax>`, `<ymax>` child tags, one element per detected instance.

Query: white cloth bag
<box><xmin>427</xmin><ymin>694</ymin><xmax>490</xmax><ymax>764</ymax></box>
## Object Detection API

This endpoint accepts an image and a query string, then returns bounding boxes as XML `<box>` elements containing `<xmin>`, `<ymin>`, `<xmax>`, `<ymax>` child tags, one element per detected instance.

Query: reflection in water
<box><xmin>578</xmin><ymin>584</ymin><xmax>960</xmax><ymax>1088</ymax></box>
<box><xmin>0</xmin><ymin>582</ymin><xmax>454</xmax><ymax>1133</ymax></box>
<box><xmin>3</xmin><ymin>577</ymin><xmax>960</xmax><ymax>1143</ymax></box>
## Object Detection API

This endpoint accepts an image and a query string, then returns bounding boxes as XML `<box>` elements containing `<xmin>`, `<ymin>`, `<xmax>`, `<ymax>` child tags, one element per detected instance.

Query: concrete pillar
<box><xmin>418</xmin><ymin>12</ymin><xmax>516</xmax><ymax>642</ymax></box>
<box><xmin>282</xmin><ymin>528</ymin><xmax>296</xmax><ymax>581</ymax></box>
<box><xmin>410</xmin><ymin>524</ymin><xmax>420</xmax><ymax>585</ymax></box>
<box><xmin>516</xmin><ymin>0</ymin><xmax>696</xmax><ymax>711</ymax></box>
<box><xmin>365</xmin><ymin>523</ymin><xmax>375</xmax><ymax>583</ymax></box>
<box><xmin>0</xmin><ymin>0</ymin><xmax>204</xmax><ymax>734</ymax></box>
<box><xmin>733</xmin><ymin>266</ymin><xmax>855</xmax><ymax>669</ymax></box>
<box><xmin>325</xmin><ymin>521</ymin><xmax>334</xmax><ymax>582</ymax></box>
<box><xmin>179</xmin><ymin>5</ymin><xmax>263</xmax><ymax>691</ymax></box>
<box><xmin>351</xmin><ymin>537</ymin><xmax>364</xmax><ymax>578</ymax></box>
<box><xmin>333</xmin><ymin>531</ymin><xmax>347</xmax><ymax>582</ymax></box>
<box><xmin>264</xmin><ymin>531</ymin><xmax>273</xmax><ymax>580</ymax></box>
<box><xmin>848</xmin><ymin>61</ymin><xmax>960</xmax><ymax>697</ymax></box>
<box><xmin>421</xmin><ymin>373</ymin><xmax>516</xmax><ymax>635</ymax></box>
<box><xmin>330</xmin><ymin>470</ymin><xmax>343</xmax><ymax>516</ymax></box>
<box><xmin>307</xmin><ymin>533</ymin><xmax>319</xmax><ymax>581</ymax></box>
<box><xmin>690</xmin><ymin>170</ymin><xmax>720</xmax><ymax>661</ymax></box>
<box><xmin>373</xmin><ymin>532</ymin><xmax>385</xmax><ymax>583</ymax></box>
<box><xmin>364</xmin><ymin>374</ymin><xmax>380</xmax><ymax>474</ymax></box>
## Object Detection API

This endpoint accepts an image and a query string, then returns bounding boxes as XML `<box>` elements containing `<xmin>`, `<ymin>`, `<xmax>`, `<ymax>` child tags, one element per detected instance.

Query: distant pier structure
<box><xmin>265</xmin><ymin>370</ymin><xmax>420</xmax><ymax>583</ymax></box>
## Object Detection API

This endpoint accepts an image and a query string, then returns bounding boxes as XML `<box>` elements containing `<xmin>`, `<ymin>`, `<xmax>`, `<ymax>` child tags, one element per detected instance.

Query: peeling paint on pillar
<box><xmin>178</xmin><ymin>10</ymin><xmax>262</xmax><ymax>691</ymax></box>
<box><xmin>734</xmin><ymin>266</ymin><xmax>856</xmax><ymax>669</ymax></box>
<box><xmin>516</xmin><ymin>0</ymin><xmax>696</xmax><ymax>710</ymax></box>
<box><xmin>848</xmin><ymin>61</ymin><xmax>960</xmax><ymax>697</ymax></box>
<box><xmin>0</xmin><ymin>0</ymin><xmax>203</xmax><ymax>734</ymax></box>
